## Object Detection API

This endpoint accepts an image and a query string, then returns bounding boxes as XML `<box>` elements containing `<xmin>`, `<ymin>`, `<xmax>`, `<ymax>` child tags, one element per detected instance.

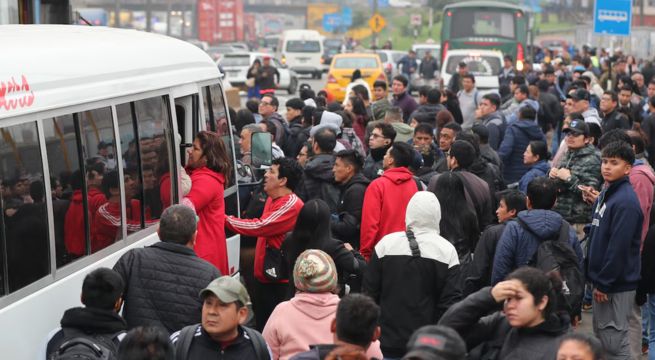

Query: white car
<box><xmin>374</xmin><ymin>50</ymin><xmax>406</xmax><ymax>84</ymax></box>
<box><xmin>440</xmin><ymin>49</ymin><xmax>503</xmax><ymax>94</ymax></box>
<box><xmin>219</xmin><ymin>52</ymin><xmax>299</xmax><ymax>95</ymax></box>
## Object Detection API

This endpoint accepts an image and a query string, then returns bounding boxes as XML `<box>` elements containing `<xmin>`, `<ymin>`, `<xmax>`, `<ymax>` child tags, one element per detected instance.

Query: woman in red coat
<box><xmin>182</xmin><ymin>131</ymin><xmax>232</xmax><ymax>274</ymax></box>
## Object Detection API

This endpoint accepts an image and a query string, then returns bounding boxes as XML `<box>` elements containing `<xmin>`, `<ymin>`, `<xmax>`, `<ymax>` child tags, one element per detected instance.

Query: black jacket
<box><xmin>601</xmin><ymin>109</ymin><xmax>630</xmax><ymax>133</ymax></box>
<box><xmin>297</xmin><ymin>153</ymin><xmax>336</xmax><ymax>203</ymax></box>
<box><xmin>331</xmin><ymin>173</ymin><xmax>370</xmax><ymax>249</ymax></box>
<box><xmin>113</xmin><ymin>242</ymin><xmax>220</xmax><ymax>334</ymax></box>
<box><xmin>439</xmin><ymin>287</ymin><xmax>570</xmax><ymax>360</ymax></box>
<box><xmin>171</xmin><ymin>325</ymin><xmax>265</xmax><ymax>360</ymax></box>
<box><xmin>464</xmin><ymin>223</ymin><xmax>508</xmax><ymax>296</ymax></box>
<box><xmin>284</xmin><ymin>116</ymin><xmax>308</xmax><ymax>158</ymax></box>
<box><xmin>46</xmin><ymin>307</ymin><xmax>127</xmax><ymax>358</ymax></box>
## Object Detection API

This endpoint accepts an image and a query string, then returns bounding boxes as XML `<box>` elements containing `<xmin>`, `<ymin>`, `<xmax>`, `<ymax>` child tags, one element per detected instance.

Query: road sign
<box><xmin>593</xmin><ymin>0</ymin><xmax>632</xmax><ymax>36</ymax></box>
<box><xmin>342</xmin><ymin>7</ymin><xmax>353</xmax><ymax>27</ymax></box>
<box><xmin>369</xmin><ymin>13</ymin><xmax>386</xmax><ymax>33</ymax></box>
<box><xmin>410</xmin><ymin>14</ymin><xmax>422</xmax><ymax>26</ymax></box>
<box><xmin>323</xmin><ymin>13</ymin><xmax>342</xmax><ymax>33</ymax></box>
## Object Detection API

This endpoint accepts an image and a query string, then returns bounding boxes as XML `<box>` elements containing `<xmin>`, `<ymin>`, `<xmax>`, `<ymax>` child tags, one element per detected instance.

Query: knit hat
<box><xmin>293</xmin><ymin>249</ymin><xmax>338</xmax><ymax>293</ymax></box>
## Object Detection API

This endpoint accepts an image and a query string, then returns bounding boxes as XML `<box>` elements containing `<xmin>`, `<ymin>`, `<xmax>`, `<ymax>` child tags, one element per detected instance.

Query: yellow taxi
<box><xmin>325</xmin><ymin>53</ymin><xmax>387</xmax><ymax>102</ymax></box>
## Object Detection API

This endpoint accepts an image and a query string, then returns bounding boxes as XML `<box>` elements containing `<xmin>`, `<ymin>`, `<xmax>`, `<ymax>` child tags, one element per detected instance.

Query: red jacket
<box><xmin>360</xmin><ymin>167</ymin><xmax>419</xmax><ymax>261</ymax></box>
<box><xmin>91</xmin><ymin>200</ymin><xmax>144</xmax><ymax>252</ymax></box>
<box><xmin>64</xmin><ymin>188</ymin><xmax>107</xmax><ymax>256</ymax></box>
<box><xmin>160</xmin><ymin>172</ymin><xmax>172</xmax><ymax>209</ymax></box>
<box><xmin>184</xmin><ymin>167</ymin><xmax>228</xmax><ymax>275</ymax></box>
<box><xmin>225</xmin><ymin>193</ymin><xmax>303</xmax><ymax>283</ymax></box>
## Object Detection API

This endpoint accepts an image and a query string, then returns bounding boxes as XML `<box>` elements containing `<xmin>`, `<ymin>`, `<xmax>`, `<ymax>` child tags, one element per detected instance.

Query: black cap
<box><xmin>458</xmin><ymin>62</ymin><xmax>467</xmax><ymax>68</ymax></box>
<box><xmin>402</xmin><ymin>325</ymin><xmax>466</xmax><ymax>360</ymax></box>
<box><xmin>563</xmin><ymin>119</ymin><xmax>589</xmax><ymax>136</ymax></box>
<box><xmin>285</xmin><ymin>98</ymin><xmax>305</xmax><ymax>110</ymax></box>
<box><xmin>567</xmin><ymin>88</ymin><xmax>590</xmax><ymax>102</ymax></box>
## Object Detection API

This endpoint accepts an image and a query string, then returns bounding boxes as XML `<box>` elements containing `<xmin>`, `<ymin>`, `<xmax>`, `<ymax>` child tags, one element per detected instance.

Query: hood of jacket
<box><xmin>390</xmin><ymin>122</ymin><xmax>414</xmax><ymax>137</ymax></box>
<box><xmin>530</xmin><ymin>160</ymin><xmax>550</xmax><ymax>174</ymax></box>
<box><xmin>516</xmin><ymin>209</ymin><xmax>565</xmax><ymax>240</ymax></box>
<box><xmin>381</xmin><ymin>166</ymin><xmax>414</xmax><ymax>185</ymax></box>
<box><xmin>61</xmin><ymin>307</ymin><xmax>127</xmax><ymax>334</ymax></box>
<box><xmin>405</xmin><ymin>191</ymin><xmax>441</xmax><ymax>235</ymax></box>
<box><xmin>481</xmin><ymin>110</ymin><xmax>504</xmax><ymax>124</ymax></box>
<box><xmin>519</xmin><ymin>98</ymin><xmax>540</xmax><ymax>113</ymax></box>
<box><xmin>343</xmin><ymin>172</ymin><xmax>370</xmax><ymax>189</ymax></box>
<box><xmin>517</xmin><ymin>312</ymin><xmax>571</xmax><ymax>337</ymax></box>
<box><xmin>188</xmin><ymin>166</ymin><xmax>226</xmax><ymax>185</ymax></box>
<box><xmin>582</xmin><ymin>108</ymin><xmax>602</xmax><ymax>126</ymax></box>
<box><xmin>632</xmin><ymin>162</ymin><xmax>655</xmax><ymax>185</ymax></box>
<box><xmin>513</xmin><ymin>119</ymin><xmax>544</xmax><ymax>140</ymax></box>
<box><xmin>290</xmin><ymin>292</ymin><xmax>340</xmax><ymax>320</ymax></box>
<box><xmin>305</xmin><ymin>153</ymin><xmax>336</xmax><ymax>181</ymax></box>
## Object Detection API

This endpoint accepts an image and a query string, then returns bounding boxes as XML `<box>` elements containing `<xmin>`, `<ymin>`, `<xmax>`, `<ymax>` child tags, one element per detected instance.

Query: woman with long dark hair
<box><xmin>182</xmin><ymin>131</ymin><xmax>233</xmax><ymax>274</ymax></box>
<box><xmin>443</xmin><ymin>89</ymin><xmax>464</xmax><ymax>125</ymax></box>
<box><xmin>519</xmin><ymin>140</ymin><xmax>550</xmax><ymax>194</ymax></box>
<box><xmin>433</xmin><ymin>172</ymin><xmax>479</xmax><ymax>262</ymax></box>
<box><xmin>282</xmin><ymin>199</ymin><xmax>366</xmax><ymax>298</ymax></box>
<box><xmin>246</xmin><ymin>59</ymin><xmax>262</xmax><ymax>99</ymax></box>
<box><xmin>345</xmin><ymin>95</ymin><xmax>370</xmax><ymax>146</ymax></box>
<box><xmin>440</xmin><ymin>267</ymin><xmax>571</xmax><ymax>359</ymax></box>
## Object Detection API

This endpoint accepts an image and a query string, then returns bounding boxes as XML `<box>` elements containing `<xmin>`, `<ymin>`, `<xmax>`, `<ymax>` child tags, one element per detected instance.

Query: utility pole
<box><xmin>640</xmin><ymin>0</ymin><xmax>645</xmax><ymax>26</ymax></box>
<box><xmin>146</xmin><ymin>0</ymin><xmax>152</xmax><ymax>32</ymax></box>
<box><xmin>114</xmin><ymin>0</ymin><xmax>120</xmax><ymax>28</ymax></box>
<box><xmin>372</xmin><ymin>0</ymin><xmax>378</xmax><ymax>49</ymax></box>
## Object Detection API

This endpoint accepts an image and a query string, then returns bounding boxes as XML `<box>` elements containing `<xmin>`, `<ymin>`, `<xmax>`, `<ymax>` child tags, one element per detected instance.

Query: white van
<box><xmin>278</xmin><ymin>29</ymin><xmax>324</xmax><ymax>79</ymax></box>
<box><xmin>440</xmin><ymin>49</ymin><xmax>504</xmax><ymax>93</ymax></box>
<box><xmin>0</xmin><ymin>25</ymin><xmax>242</xmax><ymax>359</ymax></box>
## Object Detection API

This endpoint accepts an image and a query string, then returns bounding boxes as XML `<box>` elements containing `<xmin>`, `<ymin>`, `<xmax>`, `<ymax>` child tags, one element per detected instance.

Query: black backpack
<box><xmin>49</xmin><ymin>330</ymin><xmax>123</xmax><ymax>360</ymax></box>
<box><xmin>175</xmin><ymin>324</ymin><xmax>269</xmax><ymax>360</ymax></box>
<box><xmin>517</xmin><ymin>218</ymin><xmax>584</xmax><ymax>320</ymax></box>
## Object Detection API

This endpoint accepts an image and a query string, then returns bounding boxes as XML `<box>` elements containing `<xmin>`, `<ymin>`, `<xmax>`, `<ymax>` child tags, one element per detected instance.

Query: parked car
<box><xmin>206</xmin><ymin>45</ymin><xmax>239</xmax><ymax>62</ymax></box>
<box><xmin>219</xmin><ymin>52</ymin><xmax>298</xmax><ymax>94</ymax></box>
<box><xmin>325</xmin><ymin>53</ymin><xmax>386</xmax><ymax>102</ymax></box>
<box><xmin>374</xmin><ymin>50</ymin><xmax>406</xmax><ymax>84</ymax></box>
<box><xmin>440</xmin><ymin>49</ymin><xmax>503</xmax><ymax>94</ymax></box>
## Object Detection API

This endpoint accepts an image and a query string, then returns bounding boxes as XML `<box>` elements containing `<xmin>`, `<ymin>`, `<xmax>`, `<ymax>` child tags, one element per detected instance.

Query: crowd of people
<box><xmin>42</xmin><ymin>46</ymin><xmax>655</xmax><ymax>360</ymax></box>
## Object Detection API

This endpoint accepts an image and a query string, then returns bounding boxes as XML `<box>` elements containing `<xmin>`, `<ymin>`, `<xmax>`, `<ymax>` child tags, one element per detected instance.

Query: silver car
<box><xmin>219</xmin><ymin>52</ymin><xmax>299</xmax><ymax>95</ymax></box>
<box><xmin>374</xmin><ymin>50</ymin><xmax>406</xmax><ymax>84</ymax></box>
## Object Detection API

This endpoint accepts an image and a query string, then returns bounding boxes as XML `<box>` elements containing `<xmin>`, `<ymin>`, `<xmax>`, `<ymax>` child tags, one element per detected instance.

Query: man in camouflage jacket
<box><xmin>550</xmin><ymin>121</ymin><xmax>602</xmax><ymax>236</ymax></box>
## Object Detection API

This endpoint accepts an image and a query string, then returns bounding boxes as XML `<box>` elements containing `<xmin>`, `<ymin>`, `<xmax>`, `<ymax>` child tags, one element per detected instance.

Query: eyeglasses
<box><xmin>298</xmin><ymin>152</ymin><xmax>308</xmax><ymax>157</ymax></box>
<box><xmin>370</xmin><ymin>133</ymin><xmax>387</xmax><ymax>139</ymax></box>
<box><xmin>259</xmin><ymin>101</ymin><xmax>272</xmax><ymax>107</ymax></box>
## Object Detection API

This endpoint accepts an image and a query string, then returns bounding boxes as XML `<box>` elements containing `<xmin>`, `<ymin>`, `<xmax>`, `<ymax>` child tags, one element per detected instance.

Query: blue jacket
<box><xmin>498</xmin><ymin>120</ymin><xmax>546</xmax><ymax>184</ymax></box>
<box><xmin>587</xmin><ymin>177</ymin><xmax>643</xmax><ymax>294</ymax></box>
<box><xmin>518</xmin><ymin>160</ymin><xmax>550</xmax><ymax>194</ymax></box>
<box><xmin>491</xmin><ymin>209</ymin><xmax>584</xmax><ymax>285</ymax></box>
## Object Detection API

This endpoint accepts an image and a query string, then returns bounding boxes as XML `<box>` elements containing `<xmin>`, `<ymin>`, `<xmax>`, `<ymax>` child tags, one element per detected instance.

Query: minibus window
<box><xmin>78</xmin><ymin>107</ymin><xmax>123</xmax><ymax>253</ymax></box>
<box><xmin>44</xmin><ymin>114</ymin><xmax>90</xmax><ymax>267</ymax></box>
<box><xmin>133</xmin><ymin>96</ymin><xmax>175</xmax><ymax>223</ymax></box>
<box><xmin>0</xmin><ymin>122</ymin><xmax>50</xmax><ymax>294</ymax></box>
<box><xmin>116</xmin><ymin>103</ymin><xmax>143</xmax><ymax>233</ymax></box>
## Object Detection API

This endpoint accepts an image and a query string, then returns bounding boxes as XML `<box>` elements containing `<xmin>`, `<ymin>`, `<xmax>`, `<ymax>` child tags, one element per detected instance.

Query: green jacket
<box><xmin>371</xmin><ymin>98</ymin><xmax>392</xmax><ymax>122</ymax></box>
<box><xmin>552</xmin><ymin>144</ymin><xmax>602</xmax><ymax>224</ymax></box>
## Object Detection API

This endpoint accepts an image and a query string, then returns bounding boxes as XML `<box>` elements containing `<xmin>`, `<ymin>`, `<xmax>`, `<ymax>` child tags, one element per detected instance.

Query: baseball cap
<box><xmin>402</xmin><ymin>325</ymin><xmax>466</xmax><ymax>360</ymax></box>
<box><xmin>199</xmin><ymin>276</ymin><xmax>251</xmax><ymax>306</ymax></box>
<box><xmin>563</xmin><ymin>119</ymin><xmax>589</xmax><ymax>136</ymax></box>
<box><xmin>567</xmin><ymin>88</ymin><xmax>590</xmax><ymax>102</ymax></box>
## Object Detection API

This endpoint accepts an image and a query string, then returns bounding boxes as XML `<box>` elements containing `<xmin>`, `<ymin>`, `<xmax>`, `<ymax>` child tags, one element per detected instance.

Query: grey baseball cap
<box><xmin>199</xmin><ymin>276</ymin><xmax>251</xmax><ymax>306</ymax></box>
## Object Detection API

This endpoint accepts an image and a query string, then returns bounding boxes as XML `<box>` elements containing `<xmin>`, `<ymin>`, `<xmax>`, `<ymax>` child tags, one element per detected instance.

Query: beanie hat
<box><xmin>293</xmin><ymin>249</ymin><xmax>338</xmax><ymax>293</ymax></box>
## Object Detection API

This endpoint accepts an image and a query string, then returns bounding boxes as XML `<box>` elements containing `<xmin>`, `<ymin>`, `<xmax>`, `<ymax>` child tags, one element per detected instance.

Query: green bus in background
<box><xmin>441</xmin><ymin>1</ymin><xmax>533</xmax><ymax>70</ymax></box>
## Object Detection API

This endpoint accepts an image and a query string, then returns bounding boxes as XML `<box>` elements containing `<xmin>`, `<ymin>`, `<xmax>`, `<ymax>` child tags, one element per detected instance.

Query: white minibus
<box><xmin>278</xmin><ymin>29</ymin><xmax>324</xmax><ymax>79</ymax></box>
<box><xmin>0</xmin><ymin>25</ymin><xmax>242</xmax><ymax>359</ymax></box>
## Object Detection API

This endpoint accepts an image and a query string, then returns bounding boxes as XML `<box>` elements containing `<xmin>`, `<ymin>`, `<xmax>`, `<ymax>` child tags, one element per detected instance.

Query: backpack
<box><xmin>175</xmin><ymin>324</ymin><xmax>269</xmax><ymax>360</ymax></box>
<box><xmin>517</xmin><ymin>218</ymin><xmax>584</xmax><ymax>320</ymax></box>
<box><xmin>49</xmin><ymin>329</ymin><xmax>123</xmax><ymax>360</ymax></box>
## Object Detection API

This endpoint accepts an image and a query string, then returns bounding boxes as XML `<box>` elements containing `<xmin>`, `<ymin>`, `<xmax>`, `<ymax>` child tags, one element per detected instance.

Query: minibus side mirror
<box><xmin>251</xmin><ymin>132</ymin><xmax>272</xmax><ymax>169</ymax></box>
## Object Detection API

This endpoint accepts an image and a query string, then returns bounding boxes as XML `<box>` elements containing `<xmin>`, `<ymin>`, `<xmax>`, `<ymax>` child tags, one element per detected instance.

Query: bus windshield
<box><xmin>451</xmin><ymin>9</ymin><xmax>516</xmax><ymax>39</ymax></box>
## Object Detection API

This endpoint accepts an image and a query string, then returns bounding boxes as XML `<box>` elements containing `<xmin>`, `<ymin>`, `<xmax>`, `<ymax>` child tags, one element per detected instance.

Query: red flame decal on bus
<box><xmin>0</xmin><ymin>75</ymin><xmax>35</xmax><ymax>111</ymax></box>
